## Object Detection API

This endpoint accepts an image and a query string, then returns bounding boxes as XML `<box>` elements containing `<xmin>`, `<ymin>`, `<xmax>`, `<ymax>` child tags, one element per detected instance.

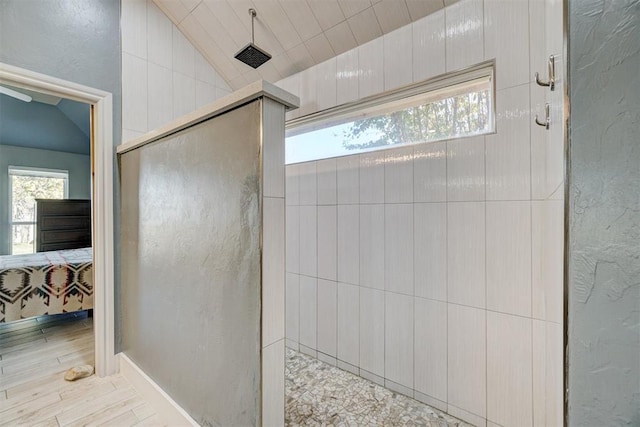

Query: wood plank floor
<box><xmin>0</xmin><ymin>312</ymin><xmax>163</xmax><ymax>426</ymax></box>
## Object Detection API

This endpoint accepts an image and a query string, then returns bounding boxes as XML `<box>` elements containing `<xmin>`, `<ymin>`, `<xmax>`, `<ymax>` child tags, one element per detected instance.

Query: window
<box><xmin>286</xmin><ymin>63</ymin><xmax>494</xmax><ymax>164</ymax></box>
<box><xmin>9</xmin><ymin>167</ymin><xmax>69</xmax><ymax>254</ymax></box>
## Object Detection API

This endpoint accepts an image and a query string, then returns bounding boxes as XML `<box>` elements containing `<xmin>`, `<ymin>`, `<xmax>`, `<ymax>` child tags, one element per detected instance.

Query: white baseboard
<box><xmin>118</xmin><ymin>352</ymin><xmax>199</xmax><ymax>426</ymax></box>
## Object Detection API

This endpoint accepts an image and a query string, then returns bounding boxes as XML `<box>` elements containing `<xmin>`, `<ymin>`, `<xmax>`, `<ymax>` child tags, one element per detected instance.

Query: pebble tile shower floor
<box><xmin>285</xmin><ymin>349</ymin><xmax>471</xmax><ymax>426</ymax></box>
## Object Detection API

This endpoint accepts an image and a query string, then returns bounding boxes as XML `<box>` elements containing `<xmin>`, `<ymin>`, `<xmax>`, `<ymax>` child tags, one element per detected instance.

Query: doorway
<box><xmin>0</xmin><ymin>62</ymin><xmax>116</xmax><ymax>377</ymax></box>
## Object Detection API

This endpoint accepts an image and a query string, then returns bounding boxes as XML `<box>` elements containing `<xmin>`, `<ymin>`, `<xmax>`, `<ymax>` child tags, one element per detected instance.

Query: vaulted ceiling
<box><xmin>153</xmin><ymin>0</ymin><xmax>457</xmax><ymax>90</ymax></box>
<box><xmin>0</xmin><ymin>85</ymin><xmax>90</xmax><ymax>155</ymax></box>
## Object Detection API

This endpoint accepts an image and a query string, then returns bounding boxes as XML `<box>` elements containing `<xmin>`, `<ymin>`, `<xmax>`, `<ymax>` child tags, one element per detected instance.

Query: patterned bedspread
<box><xmin>0</xmin><ymin>248</ymin><xmax>93</xmax><ymax>323</ymax></box>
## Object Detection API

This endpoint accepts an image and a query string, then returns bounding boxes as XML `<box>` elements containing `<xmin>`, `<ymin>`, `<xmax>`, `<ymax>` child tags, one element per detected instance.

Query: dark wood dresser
<box><xmin>35</xmin><ymin>199</ymin><xmax>92</xmax><ymax>252</ymax></box>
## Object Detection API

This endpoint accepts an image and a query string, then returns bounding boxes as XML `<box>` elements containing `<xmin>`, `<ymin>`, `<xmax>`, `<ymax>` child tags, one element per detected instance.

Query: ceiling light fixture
<box><xmin>0</xmin><ymin>85</ymin><xmax>32</xmax><ymax>102</ymax></box>
<box><xmin>234</xmin><ymin>8</ymin><xmax>272</xmax><ymax>69</ymax></box>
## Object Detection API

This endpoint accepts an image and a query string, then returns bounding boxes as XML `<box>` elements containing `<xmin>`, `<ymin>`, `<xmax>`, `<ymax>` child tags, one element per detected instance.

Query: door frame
<box><xmin>0</xmin><ymin>62</ymin><xmax>117</xmax><ymax>377</ymax></box>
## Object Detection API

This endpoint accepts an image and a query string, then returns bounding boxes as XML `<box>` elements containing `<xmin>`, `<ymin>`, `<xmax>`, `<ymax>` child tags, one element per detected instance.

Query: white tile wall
<box><xmin>317</xmin><ymin>206</ymin><xmax>337</xmax><ymax>281</ymax></box>
<box><xmin>414</xmin><ymin>203</ymin><xmax>447</xmax><ymax>301</ymax></box>
<box><xmin>337</xmin><ymin>205</ymin><xmax>360</xmax><ymax>285</ymax></box>
<box><xmin>412</xmin><ymin>9</ymin><xmax>445</xmax><ymax>82</ymax></box>
<box><xmin>445</xmin><ymin>0</ymin><xmax>484</xmax><ymax>72</ymax></box>
<box><xmin>121</xmin><ymin>0</ymin><xmax>230</xmax><ymax>143</ymax></box>
<box><xmin>359</xmin><ymin>287</ymin><xmax>385</xmax><ymax>377</ymax></box>
<box><xmin>414</xmin><ymin>297</ymin><xmax>447</xmax><ymax>402</ymax></box>
<box><xmin>486</xmin><ymin>201</ymin><xmax>532</xmax><ymax>317</ymax></box>
<box><xmin>383</xmin><ymin>24</ymin><xmax>412</xmax><ymax>91</ymax></box>
<box><xmin>359</xmin><ymin>204</ymin><xmax>385</xmax><ymax>290</ymax></box>
<box><xmin>448</xmin><ymin>304</ymin><xmax>486</xmax><ymax>419</ymax></box>
<box><xmin>486</xmin><ymin>84</ymin><xmax>531</xmax><ymax>200</ymax></box>
<box><xmin>384</xmin><ymin>204</ymin><xmax>414</xmax><ymax>295</ymax></box>
<box><xmin>414</xmin><ymin>141</ymin><xmax>447</xmax><ymax>202</ymax></box>
<box><xmin>447</xmin><ymin>202</ymin><xmax>486</xmax><ymax>308</ymax></box>
<box><xmin>447</xmin><ymin>136</ymin><xmax>485</xmax><ymax>202</ymax></box>
<box><xmin>281</xmin><ymin>2</ymin><xmax>564</xmax><ymax>425</ymax></box>
<box><xmin>317</xmin><ymin>279</ymin><xmax>337</xmax><ymax>357</ymax></box>
<box><xmin>385</xmin><ymin>146</ymin><xmax>414</xmax><ymax>203</ymax></box>
<box><xmin>317</xmin><ymin>158</ymin><xmax>337</xmax><ymax>205</ymax></box>
<box><xmin>299</xmin><ymin>275</ymin><xmax>317</xmax><ymax>349</ymax></box>
<box><xmin>487</xmin><ymin>311</ymin><xmax>533</xmax><ymax>427</ymax></box>
<box><xmin>337</xmin><ymin>282</ymin><xmax>360</xmax><ymax>366</ymax></box>
<box><xmin>484</xmin><ymin>0</ymin><xmax>529</xmax><ymax>90</ymax></box>
<box><xmin>385</xmin><ymin>292</ymin><xmax>414</xmax><ymax>387</ymax></box>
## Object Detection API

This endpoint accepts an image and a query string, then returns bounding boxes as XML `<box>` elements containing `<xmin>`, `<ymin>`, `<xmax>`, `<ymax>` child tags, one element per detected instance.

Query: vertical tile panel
<box><xmin>360</xmin><ymin>204</ymin><xmax>385</xmax><ymax>290</ymax></box>
<box><xmin>262</xmin><ymin>340</ymin><xmax>284</xmax><ymax>427</ymax></box>
<box><xmin>122</xmin><ymin>53</ymin><xmax>148</xmax><ymax>133</ymax></box>
<box><xmin>299</xmin><ymin>66</ymin><xmax>318</xmax><ymax>116</ymax></box>
<box><xmin>414</xmin><ymin>203</ymin><xmax>447</xmax><ymax>301</ymax></box>
<box><xmin>122</xmin><ymin>0</ymin><xmax>147</xmax><ymax>59</ymax></box>
<box><xmin>317</xmin><ymin>279</ymin><xmax>338</xmax><ymax>357</ymax></box>
<box><xmin>447</xmin><ymin>202</ymin><xmax>486</xmax><ymax>308</ymax></box>
<box><xmin>299</xmin><ymin>161</ymin><xmax>318</xmax><ymax>206</ymax></box>
<box><xmin>447</xmin><ymin>136</ymin><xmax>485</xmax><ymax>202</ymax></box>
<box><xmin>286</xmin><ymin>164</ymin><xmax>300</xmax><ymax>206</ymax></box>
<box><xmin>385</xmin><ymin>146</ymin><xmax>414</xmax><ymax>204</ymax></box>
<box><xmin>337</xmin><ymin>156</ymin><xmax>360</xmax><ymax>204</ymax></box>
<box><xmin>172</xmin><ymin>72</ymin><xmax>196</xmax><ymax>119</ymax></box>
<box><xmin>195</xmin><ymin>80</ymin><xmax>217</xmax><ymax>109</ymax></box>
<box><xmin>317</xmin><ymin>158</ymin><xmax>337</xmax><ymax>205</ymax></box>
<box><xmin>546</xmin><ymin>321</ymin><xmax>563</xmax><ymax>427</ymax></box>
<box><xmin>147</xmin><ymin>62</ymin><xmax>173</xmax><ymax>130</ymax></box>
<box><xmin>487</xmin><ymin>311</ymin><xmax>533</xmax><ymax>427</ymax></box>
<box><xmin>484</xmin><ymin>0</ymin><xmax>529</xmax><ymax>90</ymax></box>
<box><xmin>263</xmin><ymin>100</ymin><xmax>286</xmax><ymax>199</ymax></box>
<box><xmin>385</xmin><ymin>292</ymin><xmax>414</xmax><ymax>388</ymax></box>
<box><xmin>316</xmin><ymin>57</ymin><xmax>338</xmax><ymax>111</ymax></box>
<box><xmin>299</xmin><ymin>206</ymin><xmax>318</xmax><ymax>277</ymax></box>
<box><xmin>336</xmin><ymin>49</ymin><xmax>360</xmax><ymax>105</ymax></box>
<box><xmin>448</xmin><ymin>303</ymin><xmax>487</xmax><ymax>419</ymax></box>
<box><xmin>445</xmin><ymin>0</ymin><xmax>484</xmax><ymax>72</ymax></box>
<box><xmin>299</xmin><ymin>275</ymin><xmax>318</xmax><ymax>349</ymax></box>
<box><xmin>486</xmin><ymin>85</ymin><xmax>531</xmax><ymax>201</ymax></box>
<box><xmin>360</xmin><ymin>151</ymin><xmax>385</xmax><ymax>204</ymax></box>
<box><xmin>414</xmin><ymin>141</ymin><xmax>447</xmax><ymax>203</ymax></box>
<box><xmin>359</xmin><ymin>287</ymin><xmax>385</xmax><ymax>377</ymax></box>
<box><xmin>412</xmin><ymin>9</ymin><xmax>446</xmax><ymax>82</ymax></box>
<box><xmin>532</xmin><ymin>319</ymin><xmax>546</xmax><ymax>427</ymax></box>
<box><xmin>383</xmin><ymin>24</ymin><xmax>413</xmax><ymax>91</ymax></box>
<box><xmin>414</xmin><ymin>297</ymin><xmax>447</xmax><ymax>402</ymax></box>
<box><xmin>358</xmin><ymin>37</ymin><xmax>384</xmax><ymax>98</ymax></box>
<box><xmin>385</xmin><ymin>204</ymin><xmax>414</xmax><ymax>295</ymax></box>
<box><xmin>262</xmin><ymin>198</ymin><xmax>285</xmax><ymax>347</ymax></box>
<box><xmin>147</xmin><ymin>0</ymin><xmax>173</xmax><ymax>68</ymax></box>
<box><xmin>317</xmin><ymin>206</ymin><xmax>337</xmax><ymax>281</ymax></box>
<box><xmin>172</xmin><ymin>26</ymin><xmax>195</xmax><ymax>78</ymax></box>
<box><xmin>337</xmin><ymin>205</ymin><xmax>360</xmax><ymax>285</ymax></box>
<box><xmin>286</xmin><ymin>273</ymin><xmax>300</xmax><ymax>343</ymax></box>
<box><xmin>337</xmin><ymin>282</ymin><xmax>360</xmax><ymax>366</ymax></box>
<box><xmin>532</xmin><ymin>200</ymin><xmax>564</xmax><ymax>322</ymax></box>
<box><xmin>486</xmin><ymin>201</ymin><xmax>532</xmax><ymax>317</ymax></box>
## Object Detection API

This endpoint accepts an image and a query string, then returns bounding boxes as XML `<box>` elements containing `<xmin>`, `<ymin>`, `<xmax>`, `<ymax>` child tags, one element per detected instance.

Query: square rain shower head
<box><xmin>234</xmin><ymin>43</ymin><xmax>272</xmax><ymax>69</ymax></box>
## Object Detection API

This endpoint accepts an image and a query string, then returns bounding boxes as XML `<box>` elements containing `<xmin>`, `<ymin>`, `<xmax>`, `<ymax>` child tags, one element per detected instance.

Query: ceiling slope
<box><xmin>153</xmin><ymin>0</ymin><xmax>457</xmax><ymax>90</ymax></box>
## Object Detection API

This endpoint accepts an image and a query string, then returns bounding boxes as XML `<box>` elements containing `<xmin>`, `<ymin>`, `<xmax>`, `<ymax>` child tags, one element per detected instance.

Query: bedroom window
<box><xmin>285</xmin><ymin>62</ymin><xmax>494</xmax><ymax>164</ymax></box>
<box><xmin>9</xmin><ymin>167</ymin><xmax>69</xmax><ymax>255</ymax></box>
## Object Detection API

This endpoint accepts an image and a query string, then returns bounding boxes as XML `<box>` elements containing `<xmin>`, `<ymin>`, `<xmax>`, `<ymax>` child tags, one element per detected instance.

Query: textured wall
<box><xmin>0</xmin><ymin>0</ymin><xmax>122</xmax><ymax>345</ymax></box>
<box><xmin>0</xmin><ymin>145</ymin><xmax>91</xmax><ymax>255</ymax></box>
<box><xmin>568</xmin><ymin>0</ymin><xmax>640</xmax><ymax>425</ymax></box>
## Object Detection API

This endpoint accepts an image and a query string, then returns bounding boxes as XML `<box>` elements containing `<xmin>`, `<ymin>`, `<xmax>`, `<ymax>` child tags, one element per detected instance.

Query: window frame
<box><xmin>8</xmin><ymin>166</ymin><xmax>69</xmax><ymax>254</ymax></box>
<box><xmin>286</xmin><ymin>60</ymin><xmax>496</xmax><ymax>164</ymax></box>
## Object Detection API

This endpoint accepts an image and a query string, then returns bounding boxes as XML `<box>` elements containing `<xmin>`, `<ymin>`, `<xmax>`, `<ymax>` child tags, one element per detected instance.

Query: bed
<box><xmin>0</xmin><ymin>247</ymin><xmax>93</xmax><ymax>323</ymax></box>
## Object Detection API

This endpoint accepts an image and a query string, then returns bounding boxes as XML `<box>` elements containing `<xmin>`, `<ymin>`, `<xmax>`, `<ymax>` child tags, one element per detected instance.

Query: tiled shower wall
<box><xmin>120</xmin><ymin>0</ymin><xmax>232</xmax><ymax>143</ymax></box>
<box><xmin>280</xmin><ymin>0</ymin><xmax>564</xmax><ymax>426</ymax></box>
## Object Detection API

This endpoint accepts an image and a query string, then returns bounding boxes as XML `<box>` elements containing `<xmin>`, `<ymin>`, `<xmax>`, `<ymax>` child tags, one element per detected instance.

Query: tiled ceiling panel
<box><xmin>153</xmin><ymin>0</ymin><xmax>455</xmax><ymax>90</ymax></box>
